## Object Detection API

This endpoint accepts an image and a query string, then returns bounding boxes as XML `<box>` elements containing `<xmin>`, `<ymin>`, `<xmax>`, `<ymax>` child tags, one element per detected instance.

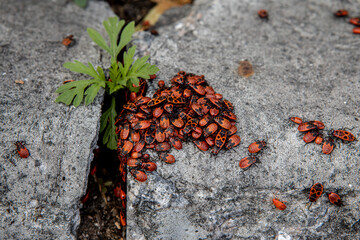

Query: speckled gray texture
<box><xmin>128</xmin><ymin>0</ymin><xmax>360</xmax><ymax>239</ymax></box>
<box><xmin>0</xmin><ymin>0</ymin><xmax>114</xmax><ymax>239</ymax></box>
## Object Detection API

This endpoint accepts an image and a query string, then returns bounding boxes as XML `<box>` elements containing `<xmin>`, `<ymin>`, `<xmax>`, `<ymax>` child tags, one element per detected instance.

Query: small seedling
<box><xmin>55</xmin><ymin>17</ymin><xmax>159</xmax><ymax>149</ymax></box>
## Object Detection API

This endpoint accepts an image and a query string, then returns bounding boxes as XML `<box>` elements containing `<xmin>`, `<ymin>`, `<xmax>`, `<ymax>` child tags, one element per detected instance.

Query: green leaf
<box><xmin>100</xmin><ymin>97</ymin><xmax>117</xmax><ymax>150</ymax></box>
<box><xmin>63</xmin><ymin>61</ymin><xmax>106</xmax><ymax>81</ymax></box>
<box><xmin>103</xmin><ymin>17</ymin><xmax>125</xmax><ymax>60</ymax></box>
<box><xmin>87</xmin><ymin>28</ymin><xmax>111</xmax><ymax>54</ymax></box>
<box><xmin>106</xmin><ymin>80</ymin><xmax>116</xmax><ymax>93</ymax></box>
<box><xmin>109</xmin><ymin>85</ymin><xmax>125</xmax><ymax>95</ymax></box>
<box><xmin>129</xmin><ymin>76</ymin><xmax>140</xmax><ymax>87</ymax></box>
<box><xmin>84</xmin><ymin>84</ymin><xmax>101</xmax><ymax>105</ymax></box>
<box><xmin>74</xmin><ymin>0</ymin><xmax>87</xmax><ymax>8</ymax></box>
<box><xmin>97</xmin><ymin>66</ymin><xmax>105</xmax><ymax>81</ymax></box>
<box><xmin>104</xmin><ymin>181</ymin><xmax>113</xmax><ymax>187</ymax></box>
<box><xmin>97</xmin><ymin>178</ymin><xmax>103</xmax><ymax>185</ymax></box>
<box><xmin>129</xmin><ymin>55</ymin><xmax>149</xmax><ymax>74</ymax></box>
<box><xmin>117</xmin><ymin>21</ymin><xmax>135</xmax><ymax>57</ymax></box>
<box><xmin>126</xmin><ymin>78</ymin><xmax>139</xmax><ymax>92</ymax></box>
<box><xmin>127</xmin><ymin>61</ymin><xmax>159</xmax><ymax>80</ymax></box>
<box><xmin>122</xmin><ymin>46</ymin><xmax>136</xmax><ymax>77</ymax></box>
<box><xmin>109</xmin><ymin>62</ymin><xmax>121</xmax><ymax>85</ymax></box>
<box><xmin>55</xmin><ymin>80</ymin><xmax>103</xmax><ymax>107</ymax></box>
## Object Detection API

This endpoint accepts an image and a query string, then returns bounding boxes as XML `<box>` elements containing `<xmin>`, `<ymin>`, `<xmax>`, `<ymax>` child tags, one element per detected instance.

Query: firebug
<box><xmin>303</xmin><ymin>130</ymin><xmax>319</xmax><ymax>143</ymax></box>
<box><xmin>349</xmin><ymin>18</ymin><xmax>360</xmax><ymax>26</ymax></box>
<box><xmin>210</xmin><ymin>108</ymin><xmax>220</xmax><ymax>116</ymax></box>
<box><xmin>171</xmin><ymin>118</ymin><xmax>185</xmax><ymax>128</ymax></box>
<box><xmin>314</xmin><ymin>133</ymin><xmax>323</xmax><ymax>145</ymax></box>
<box><xmin>130</xmin><ymin>152</ymin><xmax>142</xmax><ymax>159</ymax></box>
<box><xmin>228</xmin><ymin>125</ymin><xmax>237</xmax><ymax>136</ymax></box>
<box><xmin>332</xmin><ymin>130</ymin><xmax>356</xmax><ymax>141</ymax></box>
<box><xmin>141</xmin><ymin>162</ymin><xmax>157</xmax><ymax>172</ymax></box>
<box><xmin>222</xmin><ymin>111</ymin><xmax>237</xmax><ymax>120</ymax></box>
<box><xmin>114</xmin><ymin>183</ymin><xmax>126</xmax><ymax>200</ymax></box>
<box><xmin>158</xmin><ymin>80</ymin><xmax>165</xmax><ymax>88</ymax></box>
<box><xmin>193</xmin><ymin>140</ymin><xmax>209</xmax><ymax>151</ymax></box>
<box><xmin>214</xmin><ymin>116</ymin><xmax>231</xmax><ymax>130</ymax></box>
<box><xmin>119</xmin><ymin>140</ymin><xmax>133</xmax><ymax>157</ymax></box>
<box><xmin>239</xmin><ymin>156</ymin><xmax>258</xmax><ymax>169</ymax></box>
<box><xmin>160</xmin><ymin>153</ymin><xmax>175</xmax><ymax>164</ymax></box>
<box><xmin>334</xmin><ymin>9</ymin><xmax>348</xmax><ymax>17</ymax></box>
<box><xmin>15</xmin><ymin>141</ymin><xmax>30</xmax><ymax>158</ymax></box>
<box><xmin>147</xmin><ymin>96</ymin><xmax>167</xmax><ymax>107</ymax></box>
<box><xmin>131</xmin><ymin>131</ymin><xmax>140</xmax><ymax>142</ymax></box>
<box><xmin>226</xmin><ymin>135</ymin><xmax>241</xmax><ymax>149</ymax></box>
<box><xmin>81</xmin><ymin>190</ymin><xmax>91</xmax><ymax>204</ymax></box>
<box><xmin>199</xmin><ymin>114</ymin><xmax>211</xmax><ymax>127</ymax></box>
<box><xmin>322</xmin><ymin>137</ymin><xmax>335</xmax><ymax>154</ymax></box>
<box><xmin>155</xmin><ymin>127</ymin><xmax>166</xmax><ymax>143</ymax></box>
<box><xmin>132</xmin><ymin>120</ymin><xmax>151</xmax><ymax>130</ymax></box>
<box><xmin>223</xmin><ymin>99</ymin><xmax>234</xmax><ymax>111</ymax></box>
<box><xmin>273</xmin><ymin>197</ymin><xmax>286</xmax><ymax>210</ymax></box>
<box><xmin>215</xmin><ymin>129</ymin><xmax>228</xmax><ymax>149</ymax></box>
<box><xmin>327</xmin><ymin>192</ymin><xmax>343</xmax><ymax>206</ymax></box>
<box><xmin>62</xmin><ymin>34</ymin><xmax>75</xmax><ymax>47</ymax></box>
<box><xmin>308</xmin><ymin>120</ymin><xmax>325</xmax><ymax>130</ymax></box>
<box><xmin>258</xmin><ymin>9</ymin><xmax>268</xmax><ymax>19</ymax></box>
<box><xmin>309</xmin><ymin>183</ymin><xmax>323</xmax><ymax>202</ymax></box>
<box><xmin>120</xmin><ymin>210</ymin><xmax>126</xmax><ymax>226</ymax></box>
<box><xmin>203</xmin><ymin>123</ymin><xmax>218</xmax><ymax>137</ymax></box>
<box><xmin>123</xmin><ymin>102</ymin><xmax>137</xmax><ymax>112</ymax></box>
<box><xmin>298</xmin><ymin>122</ymin><xmax>317</xmax><ymax>132</ymax></box>
<box><xmin>133</xmin><ymin>140</ymin><xmax>145</xmax><ymax>152</ymax></box>
<box><xmin>160</xmin><ymin>115</ymin><xmax>170</xmax><ymax>129</ymax></box>
<box><xmin>164</xmin><ymin>104</ymin><xmax>173</xmax><ymax>114</ymax></box>
<box><xmin>353</xmin><ymin>28</ymin><xmax>360</xmax><ymax>34</ymax></box>
<box><xmin>155</xmin><ymin>142</ymin><xmax>171</xmax><ymax>152</ymax></box>
<box><xmin>205</xmin><ymin>137</ymin><xmax>215</xmax><ymax>147</ymax></box>
<box><xmin>63</xmin><ymin>80</ymin><xmax>75</xmax><ymax>84</ymax></box>
<box><xmin>135</xmin><ymin>96</ymin><xmax>151</xmax><ymax>106</ymax></box>
<box><xmin>290</xmin><ymin>117</ymin><xmax>303</xmax><ymax>124</ymax></box>
<box><xmin>248</xmin><ymin>141</ymin><xmax>266</xmax><ymax>154</ymax></box>
<box><xmin>130</xmin><ymin>169</ymin><xmax>147</xmax><ymax>182</ymax></box>
<box><xmin>127</xmin><ymin>158</ymin><xmax>142</xmax><ymax>167</ymax></box>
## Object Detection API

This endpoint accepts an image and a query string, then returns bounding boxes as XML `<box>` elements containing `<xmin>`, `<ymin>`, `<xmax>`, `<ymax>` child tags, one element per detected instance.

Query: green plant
<box><xmin>55</xmin><ymin>17</ymin><xmax>159</xmax><ymax>150</ymax></box>
<box><xmin>74</xmin><ymin>0</ymin><xmax>88</xmax><ymax>8</ymax></box>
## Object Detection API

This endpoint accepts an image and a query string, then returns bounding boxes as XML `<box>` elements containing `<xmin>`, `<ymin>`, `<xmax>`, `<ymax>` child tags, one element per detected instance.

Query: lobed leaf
<box><xmin>87</xmin><ymin>28</ymin><xmax>111</xmax><ymax>54</ymax></box>
<box><xmin>74</xmin><ymin>0</ymin><xmax>88</xmax><ymax>8</ymax></box>
<box><xmin>55</xmin><ymin>79</ymin><xmax>104</xmax><ymax>107</ymax></box>
<box><xmin>122</xmin><ymin>46</ymin><xmax>136</xmax><ymax>77</ymax></box>
<box><xmin>103</xmin><ymin>17</ymin><xmax>125</xmax><ymax>60</ymax></box>
<box><xmin>117</xmin><ymin>21</ymin><xmax>135</xmax><ymax>57</ymax></box>
<box><xmin>128</xmin><ymin>61</ymin><xmax>159</xmax><ymax>79</ymax></box>
<box><xmin>129</xmin><ymin>55</ymin><xmax>149</xmax><ymax>74</ymax></box>
<box><xmin>84</xmin><ymin>84</ymin><xmax>101</xmax><ymax>105</ymax></box>
<box><xmin>63</xmin><ymin>61</ymin><xmax>106</xmax><ymax>81</ymax></box>
<box><xmin>100</xmin><ymin>97</ymin><xmax>117</xmax><ymax>149</ymax></box>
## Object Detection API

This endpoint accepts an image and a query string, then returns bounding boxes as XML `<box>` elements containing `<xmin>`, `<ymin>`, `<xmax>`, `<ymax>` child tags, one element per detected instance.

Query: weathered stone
<box><xmin>0</xmin><ymin>0</ymin><xmax>114</xmax><ymax>239</ymax></box>
<box><xmin>128</xmin><ymin>0</ymin><xmax>360</xmax><ymax>239</ymax></box>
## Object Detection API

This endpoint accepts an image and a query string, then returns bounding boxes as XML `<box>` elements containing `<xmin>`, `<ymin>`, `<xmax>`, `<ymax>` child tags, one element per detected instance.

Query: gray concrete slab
<box><xmin>129</xmin><ymin>0</ymin><xmax>360</xmax><ymax>239</ymax></box>
<box><xmin>0</xmin><ymin>0</ymin><xmax>114</xmax><ymax>239</ymax></box>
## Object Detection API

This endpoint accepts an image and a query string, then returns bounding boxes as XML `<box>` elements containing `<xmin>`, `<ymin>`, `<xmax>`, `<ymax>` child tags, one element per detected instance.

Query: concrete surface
<box><xmin>129</xmin><ymin>0</ymin><xmax>360</xmax><ymax>239</ymax></box>
<box><xmin>0</xmin><ymin>0</ymin><xmax>114</xmax><ymax>239</ymax></box>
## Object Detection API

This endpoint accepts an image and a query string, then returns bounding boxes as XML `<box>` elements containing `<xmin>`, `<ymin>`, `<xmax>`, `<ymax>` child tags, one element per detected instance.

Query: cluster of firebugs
<box><xmin>271</xmin><ymin>182</ymin><xmax>344</xmax><ymax>211</ymax></box>
<box><xmin>257</xmin><ymin>8</ymin><xmax>360</xmax><ymax>35</ymax></box>
<box><xmin>333</xmin><ymin>9</ymin><xmax>360</xmax><ymax>35</ymax></box>
<box><xmin>115</xmin><ymin>71</ymin><xmax>241</xmax><ymax>183</ymax></box>
<box><xmin>12</xmin><ymin>73</ymin><xmax>356</xmax><ymax>215</ymax></box>
<box><xmin>290</xmin><ymin>117</ymin><xmax>356</xmax><ymax>155</ymax></box>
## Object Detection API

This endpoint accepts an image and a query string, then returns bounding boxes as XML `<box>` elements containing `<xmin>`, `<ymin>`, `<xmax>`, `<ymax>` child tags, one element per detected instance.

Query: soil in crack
<box><xmin>77</xmin><ymin>1</ymin><xmax>154</xmax><ymax>239</ymax></box>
